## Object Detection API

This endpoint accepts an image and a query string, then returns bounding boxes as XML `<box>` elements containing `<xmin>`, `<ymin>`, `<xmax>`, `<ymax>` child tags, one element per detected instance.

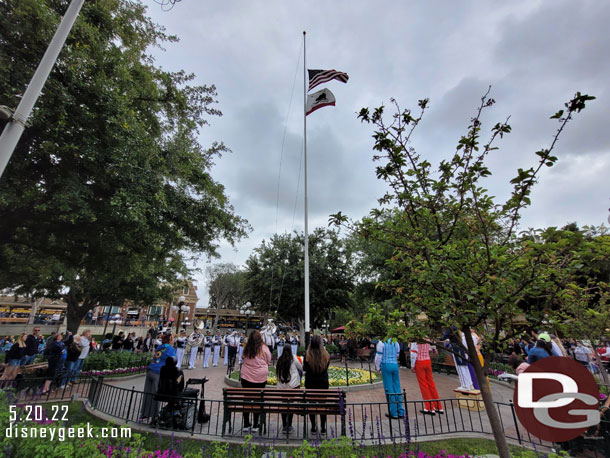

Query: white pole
<box><xmin>0</xmin><ymin>0</ymin><xmax>86</xmax><ymax>178</ymax></box>
<box><xmin>303</xmin><ymin>31</ymin><xmax>310</xmax><ymax>345</ymax></box>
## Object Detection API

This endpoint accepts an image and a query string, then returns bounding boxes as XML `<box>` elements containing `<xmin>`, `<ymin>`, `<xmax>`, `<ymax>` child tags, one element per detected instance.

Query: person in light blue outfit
<box><xmin>375</xmin><ymin>337</ymin><xmax>405</xmax><ymax>419</ymax></box>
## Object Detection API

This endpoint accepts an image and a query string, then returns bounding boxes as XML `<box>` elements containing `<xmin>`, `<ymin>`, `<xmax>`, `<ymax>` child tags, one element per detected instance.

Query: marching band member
<box><xmin>187</xmin><ymin>328</ymin><xmax>202</xmax><ymax>370</ymax></box>
<box><xmin>238</xmin><ymin>332</ymin><xmax>245</xmax><ymax>364</ymax></box>
<box><xmin>203</xmin><ymin>331</ymin><xmax>212</xmax><ymax>368</ymax></box>
<box><xmin>223</xmin><ymin>332</ymin><xmax>229</xmax><ymax>366</ymax></box>
<box><xmin>290</xmin><ymin>333</ymin><xmax>299</xmax><ymax>356</ymax></box>
<box><xmin>212</xmin><ymin>330</ymin><xmax>222</xmax><ymax>366</ymax></box>
<box><xmin>175</xmin><ymin>329</ymin><xmax>187</xmax><ymax>368</ymax></box>
<box><xmin>227</xmin><ymin>330</ymin><xmax>238</xmax><ymax>369</ymax></box>
<box><xmin>276</xmin><ymin>334</ymin><xmax>285</xmax><ymax>359</ymax></box>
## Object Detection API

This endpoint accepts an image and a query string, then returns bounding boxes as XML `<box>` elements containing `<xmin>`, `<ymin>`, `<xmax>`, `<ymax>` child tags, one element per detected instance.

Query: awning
<box><xmin>127</xmin><ymin>311</ymin><xmax>139</xmax><ymax>315</ymax></box>
<box><xmin>331</xmin><ymin>326</ymin><xmax>345</xmax><ymax>333</ymax></box>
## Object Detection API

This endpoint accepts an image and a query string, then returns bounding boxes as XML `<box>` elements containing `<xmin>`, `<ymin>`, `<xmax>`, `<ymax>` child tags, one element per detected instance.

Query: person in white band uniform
<box><xmin>187</xmin><ymin>329</ymin><xmax>202</xmax><ymax>370</ymax></box>
<box><xmin>175</xmin><ymin>329</ymin><xmax>187</xmax><ymax>368</ymax></box>
<box><xmin>238</xmin><ymin>333</ymin><xmax>245</xmax><ymax>364</ymax></box>
<box><xmin>290</xmin><ymin>333</ymin><xmax>299</xmax><ymax>356</ymax></box>
<box><xmin>203</xmin><ymin>331</ymin><xmax>212</xmax><ymax>368</ymax></box>
<box><xmin>276</xmin><ymin>334</ymin><xmax>285</xmax><ymax>359</ymax></box>
<box><xmin>223</xmin><ymin>332</ymin><xmax>230</xmax><ymax>366</ymax></box>
<box><xmin>227</xmin><ymin>330</ymin><xmax>238</xmax><ymax>369</ymax></box>
<box><xmin>212</xmin><ymin>330</ymin><xmax>222</xmax><ymax>366</ymax></box>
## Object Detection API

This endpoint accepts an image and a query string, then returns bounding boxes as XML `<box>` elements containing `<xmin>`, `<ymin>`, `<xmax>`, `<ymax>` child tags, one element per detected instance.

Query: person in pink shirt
<box><xmin>240</xmin><ymin>330</ymin><xmax>271</xmax><ymax>433</ymax></box>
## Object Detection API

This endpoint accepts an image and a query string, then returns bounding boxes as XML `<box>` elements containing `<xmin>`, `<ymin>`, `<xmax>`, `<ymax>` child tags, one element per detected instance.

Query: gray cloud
<box><xmin>146</xmin><ymin>0</ymin><xmax>610</xmax><ymax>306</ymax></box>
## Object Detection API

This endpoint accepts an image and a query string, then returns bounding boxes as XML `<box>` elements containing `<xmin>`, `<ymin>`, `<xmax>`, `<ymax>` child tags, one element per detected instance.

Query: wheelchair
<box><xmin>155</xmin><ymin>377</ymin><xmax>208</xmax><ymax>430</ymax></box>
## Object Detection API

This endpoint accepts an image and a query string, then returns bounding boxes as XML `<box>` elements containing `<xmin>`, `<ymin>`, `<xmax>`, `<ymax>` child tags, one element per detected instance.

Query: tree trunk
<box><xmin>65</xmin><ymin>293</ymin><xmax>96</xmax><ymax>334</ymax></box>
<box><xmin>212</xmin><ymin>303</ymin><xmax>221</xmax><ymax>334</ymax></box>
<box><xmin>463</xmin><ymin>326</ymin><xmax>511</xmax><ymax>458</ymax></box>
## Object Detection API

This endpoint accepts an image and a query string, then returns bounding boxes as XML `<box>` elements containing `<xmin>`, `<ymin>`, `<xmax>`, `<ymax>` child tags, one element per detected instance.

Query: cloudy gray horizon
<box><xmin>146</xmin><ymin>0</ymin><xmax>609</xmax><ymax>308</ymax></box>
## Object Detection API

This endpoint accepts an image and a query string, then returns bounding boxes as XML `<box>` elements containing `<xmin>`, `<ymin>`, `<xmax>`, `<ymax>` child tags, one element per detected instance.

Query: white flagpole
<box><xmin>303</xmin><ymin>31</ymin><xmax>310</xmax><ymax>347</ymax></box>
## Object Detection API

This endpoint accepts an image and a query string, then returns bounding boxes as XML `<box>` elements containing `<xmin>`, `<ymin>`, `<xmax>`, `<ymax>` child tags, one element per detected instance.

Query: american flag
<box><xmin>308</xmin><ymin>69</ymin><xmax>349</xmax><ymax>92</ymax></box>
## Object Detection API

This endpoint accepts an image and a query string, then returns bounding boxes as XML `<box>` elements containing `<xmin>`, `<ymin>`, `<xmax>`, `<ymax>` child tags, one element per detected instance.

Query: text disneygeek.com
<box><xmin>6</xmin><ymin>424</ymin><xmax>132</xmax><ymax>441</ymax></box>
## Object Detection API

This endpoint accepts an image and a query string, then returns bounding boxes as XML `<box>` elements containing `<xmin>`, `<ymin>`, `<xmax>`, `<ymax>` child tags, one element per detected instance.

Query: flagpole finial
<box><xmin>303</xmin><ymin>31</ymin><xmax>306</xmax><ymax>36</ymax></box>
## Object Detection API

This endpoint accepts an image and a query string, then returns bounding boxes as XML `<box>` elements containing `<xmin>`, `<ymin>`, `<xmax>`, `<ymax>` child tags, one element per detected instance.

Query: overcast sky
<box><xmin>146</xmin><ymin>0</ymin><xmax>609</xmax><ymax>308</ymax></box>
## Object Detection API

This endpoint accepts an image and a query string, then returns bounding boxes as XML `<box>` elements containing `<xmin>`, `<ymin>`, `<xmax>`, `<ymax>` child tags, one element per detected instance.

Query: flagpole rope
<box><xmin>270</xmin><ymin>36</ymin><xmax>304</xmax><ymax>314</ymax></box>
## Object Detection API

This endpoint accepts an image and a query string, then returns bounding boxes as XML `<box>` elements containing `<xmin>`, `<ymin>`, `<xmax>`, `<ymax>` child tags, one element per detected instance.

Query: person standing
<box><xmin>290</xmin><ymin>333</ymin><xmax>299</xmax><ymax>356</ymax></box>
<box><xmin>375</xmin><ymin>336</ymin><xmax>405</xmax><ymax>419</ymax></box>
<box><xmin>223</xmin><ymin>332</ymin><xmax>230</xmax><ymax>366</ymax></box>
<box><xmin>276</xmin><ymin>334</ymin><xmax>285</xmax><ymax>359</ymax></box>
<box><xmin>212</xmin><ymin>331</ymin><xmax>221</xmax><ymax>366</ymax></box>
<box><xmin>187</xmin><ymin>329</ymin><xmax>202</xmax><ymax>370</ymax></box>
<box><xmin>238</xmin><ymin>333</ymin><xmax>245</xmax><ymax>364</ymax></box>
<box><xmin>411</xmin><ymin>339</ymin><xmax>442</xmax><ymax>415</ymax></box>
<box><xmin>175</xmin><ymin>330</ymin><xmax>187</xmax><ymax>368</ymax></box>
<box><xmin>203</xmin><ymin>331</ymin><xmax>212</xmax><ymax>368</ymax></box>
<box><xmin>276</xmin><ymin>345</ymin><xmax>302</xmax><ymax>434</ymax></box>
<box><xmin>5</xmin><ymin>333</ymin><xmax>27</xmax><ymax>380</ymax></box>
<box><xmin>227</xmin><ymin>331</ymin><xmax>238</xmax><ymax>370</ymax></box>
<box><xmin>304</xmin><ymin>335</ymin><xmax>330</xmax><ymax>434</ymax></box>
<box><xmin>122</xmin><ymin>332</ymin><xmax>135</xmax><ymax>351</ymax></box>
<box><xmin>444</xmin><ymin>332</ymin><xmax>474</xmax><ymax>391</ymax></box>
<box><xmin>60</xmin><ymin>335</ymin><xmax>82</xmax><ymax>389</ymax></box>
<box><xmin>141</xmin><ymin>334</ymin><xmax>176</xmax><ymax>422</ymax></box>
<box><xmin>112</xmin><ymin>332</ymin><xmax>125</xmax><ymax>351</ymax></box>
<box><xmin>41</xmin><ymin>333</ymin><xmax>64</xmax><ymax>395</ymax></box>
<box><xmin>24</xmin><ymin>327</ymin><xmax>41</xmax><ymax>365</ymax></box>
<box><xmin>73</xmin><ymin>329</ymin><xmax>91</xmax><ymax>384</ymax></box>
<box><xmin>240</xmin><ymin>330</ymin><xmax>271</xmax><ymax>433</ymax></box>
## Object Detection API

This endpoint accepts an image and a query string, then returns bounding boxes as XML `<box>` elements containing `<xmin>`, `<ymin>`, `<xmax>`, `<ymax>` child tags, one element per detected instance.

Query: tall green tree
<box><xmin>331</xmin><ymin>90</ymin><xmax>594</xmax><ymax>457</ymax></box>
<box><xmin>206</xmin><ymin>263</ymin><xmax>248</xmax><ymax>332</ymax></box>
<box><xmin>0</xmin><ymin>0</ymin><xmax>248</xmax><ymax>332</ymax></box>
<box><xmin>245</xmin><ymin>228</ymin><xmax>355</xmax><ymax>340</ymax></box>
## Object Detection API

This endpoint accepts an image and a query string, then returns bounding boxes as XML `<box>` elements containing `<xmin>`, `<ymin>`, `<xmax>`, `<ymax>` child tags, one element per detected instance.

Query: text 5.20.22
<box><xmin>9</xmin><ymin>404</ymin><xmax>68</xmax><ymax>422</ymax></box>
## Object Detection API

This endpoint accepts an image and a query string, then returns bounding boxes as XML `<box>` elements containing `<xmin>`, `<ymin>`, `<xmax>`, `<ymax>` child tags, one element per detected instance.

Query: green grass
<box><xmin>54</xmin><ymin>401</ymin><xmax>538</xmax><ymax>457</ymax></box>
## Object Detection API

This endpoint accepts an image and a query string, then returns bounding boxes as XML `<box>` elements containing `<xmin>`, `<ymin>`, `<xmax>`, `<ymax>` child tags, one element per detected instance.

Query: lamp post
<box><xmin>239</xmin><ymin>302</ymin><xmax>253</xmax><ymax>336</ymax></box>
<box><xmin>172</xmin><ymin>295</ymin><xmax>188</xmax><ymax>334</ymax></box>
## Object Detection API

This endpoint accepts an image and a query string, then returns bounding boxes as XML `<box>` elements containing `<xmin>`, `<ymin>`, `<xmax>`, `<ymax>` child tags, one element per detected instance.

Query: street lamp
<box><xmin>172</xmin><ymin>295</ymin><xmax>188</xmax><ymax>334</ymax></box>
<box><xmin>240</xmin><ymin>302</ymin><xmax>254</xmax><ymax>336</ymax></box>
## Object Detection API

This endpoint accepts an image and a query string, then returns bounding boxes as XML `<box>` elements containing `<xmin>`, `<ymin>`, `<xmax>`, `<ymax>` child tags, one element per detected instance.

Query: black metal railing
<box><xmin>0</xmin><ymin>376</ymin><xmax>93</xmax><ymax>402</ymax></box>
<box><xmin>82</xmin><ymin>378</ymin><xmax>567</xmax><ymax>449</ymax></box>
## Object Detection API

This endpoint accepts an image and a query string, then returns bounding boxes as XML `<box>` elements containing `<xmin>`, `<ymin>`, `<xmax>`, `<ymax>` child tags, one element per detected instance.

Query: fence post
<box><xmin>126</xmin><ymin>386</ymin><xmax>135</xmax><ymax>424</ymax></box>
<box><xmin>368</xmin><ymin>360</ymin><xmax>372</xmax><ymax>384</ymax></box>
<box><xmin>509</xmin><ymin>399</ymin><xmax>522</xmax><ymax>444</ymax></box>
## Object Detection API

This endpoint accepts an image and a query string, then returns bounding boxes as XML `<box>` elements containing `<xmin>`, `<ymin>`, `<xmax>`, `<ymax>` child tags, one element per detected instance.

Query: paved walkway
<box><xmin>104</xmin><ymin>360</ymin><xmax>532</xmax><ymax>445</ymax></box>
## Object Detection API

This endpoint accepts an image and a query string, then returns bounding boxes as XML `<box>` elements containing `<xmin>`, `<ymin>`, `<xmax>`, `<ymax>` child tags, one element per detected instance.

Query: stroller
<box><xmin>155</xmin><ymin>377</ymin><xmax>208</xmax><ymax>430</ymax></box>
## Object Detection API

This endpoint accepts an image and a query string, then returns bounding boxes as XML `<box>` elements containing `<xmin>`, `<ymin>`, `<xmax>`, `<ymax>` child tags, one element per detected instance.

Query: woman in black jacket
<box><xmin>41</xmin><ymin>333</ymin><xmax>64</xmax><ymax>395</ymax></box>
<box><xmin>60</xmin><ymin>336</ymin><xmax>82</xmax><ymax>389</ymax></box>
<box><xmin>303</xmin><ymin>335</ymin><xmax>330</xmax><ymax>434</ymax></box>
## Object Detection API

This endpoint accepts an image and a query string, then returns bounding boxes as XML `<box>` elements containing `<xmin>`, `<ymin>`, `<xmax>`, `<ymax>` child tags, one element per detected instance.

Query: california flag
<box><xmin>306</xmin><ymin>88</ymin><xmax>336</xmax><ymax>116</ymax></box>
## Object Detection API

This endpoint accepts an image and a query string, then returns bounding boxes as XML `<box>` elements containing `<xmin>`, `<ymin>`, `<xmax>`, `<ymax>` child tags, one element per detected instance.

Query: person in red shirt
<box><xmin>411</xmin><ymin>338</ymin><xmax>442</xmax><ymax>415</ymax></box>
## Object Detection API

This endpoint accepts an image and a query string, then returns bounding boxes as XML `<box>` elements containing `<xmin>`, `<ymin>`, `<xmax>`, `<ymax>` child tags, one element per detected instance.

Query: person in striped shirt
<box><xmin>375</xmin><ymin>337</ymin><xmax>405</xmax><ymax>419</ymax></box>
<box><xmin>411</xmin><ymin>339</ymin><xmax>442</xmax><ymax>415</ymax></box>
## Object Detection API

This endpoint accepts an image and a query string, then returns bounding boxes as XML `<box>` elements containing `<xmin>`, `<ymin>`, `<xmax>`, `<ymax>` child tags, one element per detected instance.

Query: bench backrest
<box><xmin>223</xmin><ymin>388</ymin><xmax>345</xmax><ymax>414</ymax></box>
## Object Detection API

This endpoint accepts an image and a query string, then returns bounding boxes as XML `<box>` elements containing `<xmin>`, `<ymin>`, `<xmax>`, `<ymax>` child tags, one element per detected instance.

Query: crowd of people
<box><xmin>138</xmin><ymin>328</ymin><xmax>330</xmax><ymax>435</ymax></box>
<box><xmin>0</xmin><ymin>326</ymin><xmax>93</xmax><ymax>392</ymax></box>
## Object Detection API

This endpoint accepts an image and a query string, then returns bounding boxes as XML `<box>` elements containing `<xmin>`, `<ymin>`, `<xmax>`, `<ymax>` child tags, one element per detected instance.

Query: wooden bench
<box><xmin>222</xmin><ymin>387</ymin><xmax>346</xmax><ymax>437</ymax></box>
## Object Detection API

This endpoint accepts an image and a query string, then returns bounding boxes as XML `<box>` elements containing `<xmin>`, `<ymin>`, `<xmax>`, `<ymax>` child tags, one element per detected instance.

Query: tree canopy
<box><xmin>330</xmin><ymin>90</ymin><xmax>594</xmax><ymax>458</ymax></box>
<box><xmin>244</xmin><ymin>228</ymin><xmax>355</xmax><ymax>332</ymax></box>
<box><xmin>0</xmin><ymin>0</ymin><xmax>248</xmax><ymax>331</ymax></box>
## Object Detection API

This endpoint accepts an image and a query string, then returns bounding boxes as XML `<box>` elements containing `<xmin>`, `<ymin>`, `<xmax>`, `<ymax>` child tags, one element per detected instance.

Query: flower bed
<box><xmin>81</xmin><ymin>365</ymin><xmax>149</xmax><ymax>378</ymax></box>
<box><xmin>231</xmin><ymin>365</ymin><xmax>379</xmax><ymax>386</ymax></box>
